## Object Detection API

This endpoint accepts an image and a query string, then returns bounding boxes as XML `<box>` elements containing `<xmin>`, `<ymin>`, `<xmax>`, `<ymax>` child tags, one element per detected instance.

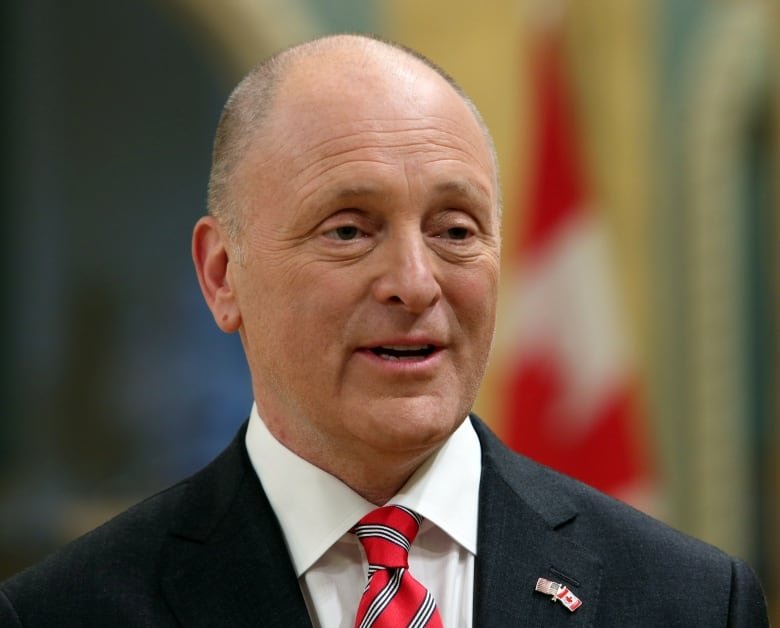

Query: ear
<box><xmin>192</xmin><ymin>216</ymin><xmax>242</xmax><ymax>333</ymax></box>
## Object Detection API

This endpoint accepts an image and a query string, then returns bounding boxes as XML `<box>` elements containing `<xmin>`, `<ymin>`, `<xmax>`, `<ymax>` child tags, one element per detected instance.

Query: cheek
<box><xmin>242</xmin><ymin>252</ymin><xmax>323</xmax><ymax>314</ymax></box>
<box><xmin>447</xmin><ymin>263</ymin><xmax>499</xmax><ymax>324</ymax></box>
<box><xmin>273</xmin><ymin>266</ymin><xmax>366</xmax><ymax>344</ymax></box>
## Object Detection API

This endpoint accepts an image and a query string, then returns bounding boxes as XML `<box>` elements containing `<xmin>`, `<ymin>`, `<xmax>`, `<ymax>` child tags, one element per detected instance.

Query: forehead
<box><xmin>243</xmin><ymin>50</ymin><xmax>497</xmax><ymax>200</ymax></box>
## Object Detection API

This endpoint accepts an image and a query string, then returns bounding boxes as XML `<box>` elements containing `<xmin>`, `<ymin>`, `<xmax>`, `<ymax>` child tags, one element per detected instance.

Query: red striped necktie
<box><xmin>352</xmin><ymin>505</ymin><xmax>444</xmax><ymax>628</ymax></box>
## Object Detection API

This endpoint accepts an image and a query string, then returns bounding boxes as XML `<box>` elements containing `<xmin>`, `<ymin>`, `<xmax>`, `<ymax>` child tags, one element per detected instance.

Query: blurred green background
<box><xmin>1</xmin><ymin>0</ymin><xmax>777</xmax><ymax>621</ymax></box>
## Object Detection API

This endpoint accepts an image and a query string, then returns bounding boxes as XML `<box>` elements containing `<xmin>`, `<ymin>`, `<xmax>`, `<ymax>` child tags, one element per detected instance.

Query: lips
<box><xmin>369</xmin><ymin>344</ymin><xmax>437</xmax><ymax>361</ymax></box>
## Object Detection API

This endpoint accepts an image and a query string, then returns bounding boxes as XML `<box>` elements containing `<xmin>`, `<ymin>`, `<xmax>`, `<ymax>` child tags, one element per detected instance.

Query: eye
<box><xmin>443</xmin><ymin>226</ymin><xmax>471</xmax><ymax>240</ymax></box>
<box><xmin>324</xmin><ymin>225</ymin><xmax>364</xmax><ymax>241</ymax></box>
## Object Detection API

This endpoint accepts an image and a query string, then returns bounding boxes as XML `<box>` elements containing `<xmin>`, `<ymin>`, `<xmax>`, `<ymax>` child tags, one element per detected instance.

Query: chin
<box><xmin>354</xmin><ymin>400</ymin><xmax>467</xmax><ymax>454</ymax></box>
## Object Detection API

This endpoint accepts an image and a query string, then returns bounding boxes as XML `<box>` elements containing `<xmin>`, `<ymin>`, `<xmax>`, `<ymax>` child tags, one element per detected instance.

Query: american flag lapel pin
<box><xmin>535</xmin><ymin>577</ymin><xmax>583</xmax><ymax>612</ymax></box>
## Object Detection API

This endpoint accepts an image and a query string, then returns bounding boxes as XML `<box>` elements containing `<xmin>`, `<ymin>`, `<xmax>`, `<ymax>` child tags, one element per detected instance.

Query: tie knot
<box><xmin>353</xmin><ymin>505</ymin><xmax>422</xmax><ymax>569</ymax></box>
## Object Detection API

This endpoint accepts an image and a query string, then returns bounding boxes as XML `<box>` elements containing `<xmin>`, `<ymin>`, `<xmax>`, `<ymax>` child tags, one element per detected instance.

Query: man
<box><xmin>0</xmin><ymin>34</ymin><xmax>769</xmax><ymax>627</ymax></box>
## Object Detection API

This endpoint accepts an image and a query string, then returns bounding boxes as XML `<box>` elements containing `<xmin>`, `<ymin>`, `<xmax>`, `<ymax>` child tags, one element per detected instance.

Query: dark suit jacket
<box><xmin>0</xmin><ymin>416</ymin><xmax>769</xmax><ymax>626</ymax></box>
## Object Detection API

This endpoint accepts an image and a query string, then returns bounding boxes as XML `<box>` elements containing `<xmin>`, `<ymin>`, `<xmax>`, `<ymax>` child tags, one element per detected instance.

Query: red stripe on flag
<box><xmin>522</xmin><ymin>35</ymin><xmax>587</xmax><ymax>256</ymax></box>
<box><xmin>502</xmin><ymin>30</ymin><xmax>655</xmax><ymax>504</ymax></box>
<box><xmin>503</xmin><ymin>352</ymin><xmax>646</xmax><ymax>495</ymax></box>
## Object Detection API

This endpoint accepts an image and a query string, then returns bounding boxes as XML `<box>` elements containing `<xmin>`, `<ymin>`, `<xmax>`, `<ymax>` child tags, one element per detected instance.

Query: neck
<box><xmin>333</xmin><ymin>451</ymin><xmax>433</xmax><ymax>505</ymax></box>
<box><xmin>261</xmin><ymin>416</ymin><xmax>439</xmax><ymax>505</ymax></box>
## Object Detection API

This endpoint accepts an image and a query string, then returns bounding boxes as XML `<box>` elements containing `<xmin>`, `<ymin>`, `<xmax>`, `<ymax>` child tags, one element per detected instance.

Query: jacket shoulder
<box><xmin>470</xmin><ymin>415</ymin><xmax>769</xmax><ymax>626</ymax></box>
<box><xmin>0</xmin><ymin>424</ymin><xmax>249</xmax><ymax>626</ymax></box>
<box><xmin>473</xmin><ymin>414</ymin><xmax>735</xmax><ymax>563</ymax></box>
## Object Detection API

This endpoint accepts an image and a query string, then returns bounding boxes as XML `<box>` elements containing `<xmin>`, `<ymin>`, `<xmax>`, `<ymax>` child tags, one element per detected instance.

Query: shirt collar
<box><xmin>245</xmin><ymin>404</ymin><xmax>481</xmax><ymax>576</ymax></box>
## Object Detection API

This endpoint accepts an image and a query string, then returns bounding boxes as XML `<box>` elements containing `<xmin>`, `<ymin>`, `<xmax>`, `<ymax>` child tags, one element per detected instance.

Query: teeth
<box><xmin>370</xmin><ymin>344</ymin><xmax>435</xmax><ymax>361</ymax></box>
<box><xmin>378</xmin><ymin>353</ymin><xmax>425</xmax><ymax>361</ymax></box>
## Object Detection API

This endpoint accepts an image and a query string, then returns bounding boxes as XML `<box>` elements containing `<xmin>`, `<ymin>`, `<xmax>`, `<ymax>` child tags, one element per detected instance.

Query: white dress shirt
<box><xmin>245</xmin><ymin>404</ymin><xmax>482</xmax><ymax>628</ymax></box>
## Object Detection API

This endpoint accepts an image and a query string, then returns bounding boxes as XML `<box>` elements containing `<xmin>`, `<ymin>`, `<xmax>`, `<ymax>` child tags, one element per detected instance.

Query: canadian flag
<box><xmin>556</xmin><ymin>585</ymin><xmax>583</xmax><ymax>612</ymax></box>
<box><xmin>500</xmin><ymin>32</ymin><xmax>655</xmax><ymax>507</ymax></box>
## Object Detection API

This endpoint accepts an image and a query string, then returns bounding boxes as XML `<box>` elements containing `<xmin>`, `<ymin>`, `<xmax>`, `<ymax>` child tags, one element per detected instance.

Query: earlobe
<box><xmin>192</xmin><ymin>216</ymin><xmax>242</xmax><ymax>333</ymax></box>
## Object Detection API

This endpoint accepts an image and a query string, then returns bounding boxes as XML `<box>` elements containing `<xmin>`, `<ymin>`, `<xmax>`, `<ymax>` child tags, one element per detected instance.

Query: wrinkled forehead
<box><xmin>256</xmin><ymin>50</ymin><xmax>496</xmax><ymax>183</ymax></box>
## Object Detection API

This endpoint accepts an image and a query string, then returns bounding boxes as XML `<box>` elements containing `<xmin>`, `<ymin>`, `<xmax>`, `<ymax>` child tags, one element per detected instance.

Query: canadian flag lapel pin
<box><xmin>535</xmin><ymin>577</ymin><xmax>583</xmax><ymax>612</ymax></box>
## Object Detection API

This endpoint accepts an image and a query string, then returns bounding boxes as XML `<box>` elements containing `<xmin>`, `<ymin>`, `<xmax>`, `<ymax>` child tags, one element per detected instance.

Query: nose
<box><xmin>371</xmin><ymin>233</ymin><xmax>441</xmax><ymax>314</ymax></box>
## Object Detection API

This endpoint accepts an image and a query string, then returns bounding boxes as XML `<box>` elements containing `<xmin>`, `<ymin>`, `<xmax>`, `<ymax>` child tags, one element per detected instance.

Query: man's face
<box><xmin>227</xmin><ymin>56</ymin><xmax>500</xmax><ymax>467</ymax></box>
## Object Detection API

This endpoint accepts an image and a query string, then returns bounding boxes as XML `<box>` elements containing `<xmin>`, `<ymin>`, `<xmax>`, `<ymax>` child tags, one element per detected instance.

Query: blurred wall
<box><xmin>0</xmin><ymin>0</ymin><xmax>254</xmax><ymax>575</ymax></box>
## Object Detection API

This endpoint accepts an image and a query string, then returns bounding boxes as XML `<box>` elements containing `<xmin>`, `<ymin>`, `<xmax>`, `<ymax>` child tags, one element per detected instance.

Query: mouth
<box><xmin>367</xmin><ymin>344</ymin><xmax>439</xmax><ymax>361</ymax></box>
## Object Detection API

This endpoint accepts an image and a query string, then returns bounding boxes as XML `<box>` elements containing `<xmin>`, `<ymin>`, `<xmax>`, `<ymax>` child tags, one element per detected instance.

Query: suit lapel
<box><xmin>472</xmin><ymin>418</ymin><xmax>602</xmax><ymax>627</ymax></box>
<box><xmin>156</xmin><ymin>417</ymin><xmax>604</xmax><ymax>626</ymax></box>
<box><xmin>159</xmin><ymin>425</ymin><xmax>312</xmax><ymax>627</ymax></box>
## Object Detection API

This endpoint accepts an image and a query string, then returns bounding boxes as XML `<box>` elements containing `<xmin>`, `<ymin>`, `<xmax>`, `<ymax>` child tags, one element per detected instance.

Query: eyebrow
<box><xmin>433</xmin><ymin>179</ymin><xmax>491</xmax><ymax>203</ymax></box>
<box><xmin>328</xmin><ymin>179</ymin><xmax>491</xmax><ymax>204</ymax></box>
<box><xmin>332</xmin><ymin>185</ymin><xmax>382</xmax><ymax>201</ymax></box>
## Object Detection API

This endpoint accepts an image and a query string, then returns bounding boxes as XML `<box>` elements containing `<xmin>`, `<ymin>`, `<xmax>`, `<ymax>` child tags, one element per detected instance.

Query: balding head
<box><xmin>206</xmin><ymin>34</ymin><xmax>499</xmax><ymax>243</ymax></box>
